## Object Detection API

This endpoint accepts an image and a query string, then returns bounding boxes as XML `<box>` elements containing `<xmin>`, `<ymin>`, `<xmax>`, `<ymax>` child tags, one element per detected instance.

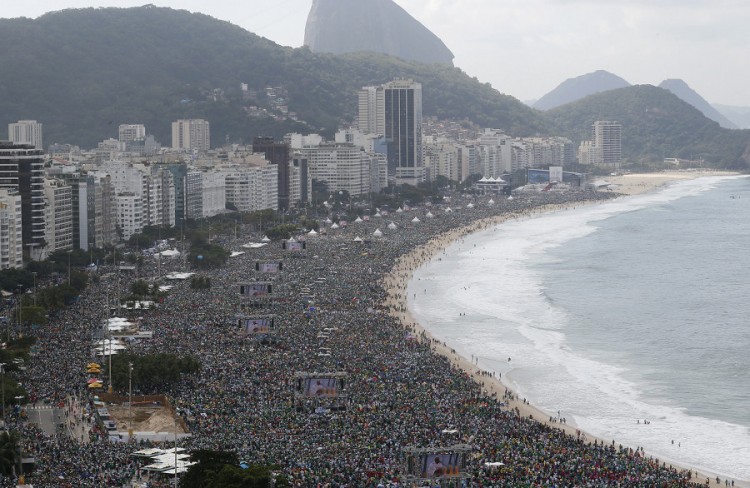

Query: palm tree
<box><xmin>0</xmin><ymin>430</ymin><xmax>20</xmax><ymax>476</ymax></box>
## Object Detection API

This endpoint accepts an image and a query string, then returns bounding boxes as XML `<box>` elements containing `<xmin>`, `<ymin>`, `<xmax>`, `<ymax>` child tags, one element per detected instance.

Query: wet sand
<box><xmin>383</xmin><ymin>170</ymin><xmax>747</xmax><ymax>487</ymax></box>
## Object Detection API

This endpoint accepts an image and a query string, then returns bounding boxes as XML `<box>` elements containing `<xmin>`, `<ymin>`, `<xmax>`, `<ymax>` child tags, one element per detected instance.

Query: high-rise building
<box><xmin>8</xmin><ymin>120</ymin><xmax>43</xmax><ymax>149</ymax></box>
<box><xmin>43</xmin><ymin>178</ymin><xmax>73</xmax><ymax>252</ymax></box>
<box><xmin>592</xmin><ymin>121</ymin><xmax>622</xmax><ymax>168</ymax></box>
<box><xmin>118</xmin><ymin>124</ymin><xmax>146</xmax><ymax>143</ymax></box>
<box><xmin>253</xmin><ymin>137</ymin><xmax>290</xmax><ymax>211</ymax></box>
<box><xmin>172</xmin><ymin>119</ymin><xmax>210</xmax><ymax>152</ymax></box>
<box><xmin>0</xmin><ymin>141</ymin><xmax>46</xmax><ymax>255</ymax></box>
<box><xmin>0</xmin><ymin>189</ymin><xmax>23</xmax><ymax>269</ymax></box>
<box><xmin>358</xmin><ymin>79</ymin><xmax>423</xmax><ymax>185</ymax></box>
<box><xmin>300</xmin><ymin>143</ymin><xmax>371</xmax><ymax>196</ymax></box>
<box><xmin>78</xmin><ymin>173</ymin><xmax>117</xmax><ymax>251</ymax></box>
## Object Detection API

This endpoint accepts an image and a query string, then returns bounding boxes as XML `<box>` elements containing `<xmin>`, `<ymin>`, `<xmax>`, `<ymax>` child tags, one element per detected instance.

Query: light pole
<box><xmin>31</xmin><ymin>272</ymin><xmax>37</xmax><ymax>307</ymax></box>
<box><xmin>128</xmin><ymin>362</ymin><xmax>133</xmax><ymax>441</ymax></box>
<box><xmin>0</xmin><ymin>363</ymin><xmax>5</xmax><ymax>428</ymax></box>
<box><xmin>174</xmin><ymin>411</ymin><xmax>178</xmax><ymax>488</ymax></box>
<box><xmin>67</xmin><ymin>250</ymin><xmax>72</xmax><ymax>286</ymax></box>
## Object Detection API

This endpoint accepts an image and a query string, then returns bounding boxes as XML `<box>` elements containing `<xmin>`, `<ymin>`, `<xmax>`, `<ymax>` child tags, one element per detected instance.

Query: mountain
<box><xmin>304</xmin><ymin>0</ymin><xmax>454</xmax><ymax>66</ymax></box>
<box><xmin>546</xmin><ymin>85</ymin><xmax>750</xmax><ymax>169</ymax></box>
<box><xmin>533</xmin><ymin>70</ymin><xmax>631</xmax><ymax>111</ymax></box>
<box><xmin>659</xmin><ymin>79</ymin><xmax>738</xmax><ymax>129</ymax></box>
<box><xmin>713</xmin><ymin>104</ymin><xmax>750</xmax><ymax>130</ymax></box>
<box><xmin>0</xmin><ymin>6</ymin><xmax>541</xmax><ymax>149</ymax></box>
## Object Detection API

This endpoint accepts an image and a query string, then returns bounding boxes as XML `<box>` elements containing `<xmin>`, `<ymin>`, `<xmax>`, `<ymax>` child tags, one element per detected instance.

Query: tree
<box><xmin>130</xmin><ymin>280</ymin><xmax>150</xmax><ymax>297</ymax></box>
<box><xmin>0</xmin><ymin>430</ymin><xmax>20</xmax><ymax>476</ymax></box>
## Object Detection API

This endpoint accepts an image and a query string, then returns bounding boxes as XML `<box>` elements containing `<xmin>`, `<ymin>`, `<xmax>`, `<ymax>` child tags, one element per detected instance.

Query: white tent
<box><xmin>488</xmin><ymin>199</ymin><xmax>495</xmax><ymax>205</ymax></box>
<box><xmin>330</xmin><ymin>223</ymin><xmax>340</xmax><ymax>229</ymax></box>
<box><xmin>374</xmin><ymin>212</ymin><xmax>382</xmax><ymax>218</ymax></box>
<box><xmin>467</xmin><ymin>203</ymin><xmax>475</xmax><ymax>209</ymax></box>
<box><xmin>354</xmin><ymin>216</ymin><xmax>363</xmax><ymax>223</ymax></box>
<box><xmin>373</xmin><ymin>228</ymin><xmax>383</xmax><ymax>237</ymax></box>
<box><xmin>325</xmin><ymin>217</ymin><xmax>333</xmax><ymax>224</ymax></box>
<box><xmin>445</xmin><ymin>207</ymin><xmax>453</xmax><ymax>213</ymax></box>
<box><xmin>230</xmin><ymin>251</ymin><xmax>245</xmax><ymax>257</ymax></box>
<box><xmin>307</xmin><ymin>229</ymin><xmax>318</xmax><ymax>236</ymax></box>
<box><xmin>261</xmin><ymin>235</ymin><xmax>271</xmax><ymax>242</ymax></box>
<box><xmin>507</xmin><ymin>195</ymin><xmax>514</xmax><ymax>200</ymax></box>
<box><xmin>411</xmin><ymin>216</ymin><xmax>420</xmax><ymax>223</ymax></box>
<box><xmin>353</xmin><ymin>236</ymin><xmax>363</xmax><ymax>243</ymax></box>
<box><xmin>425</xmin><ymin>211</ymin><xmax>434</xmax><ymax>218</ymax></box>
<box><xmin>387</xmin><ymin>222</ymin><xmax>397</xmax><ymax>230</ymax></box>
<box><xmin>396</xmin><ymin>207</ymin><xmax>403</xmax><ymax>213</ymax></box>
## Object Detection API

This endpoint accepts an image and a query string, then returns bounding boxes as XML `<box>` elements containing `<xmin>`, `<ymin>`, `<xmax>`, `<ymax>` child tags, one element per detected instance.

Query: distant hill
<box><xmin>713</xmin><ymin>104</ymin><xmax>750</xmax><ymax>129</ymax></box>
<box><xmin>659</xmin><ymin>79</ymin><xmax>738</xmax><ymax>129</ymax></box>
<box><xmin>546</xmin><ymin>85</ymin><xmax>750</xmax><ymax>168</ymax></box>
<box><xmin>304</xmin><ymin>0</ymin><xmax>454</xmax><ymax>66</ymax></box>
<box><xmin>0</xmin><ymin>6</ymin><xmax>542</xmax><ymax>149</ymax></box>
<box><xmin>533</xmin><ymin>70</ymin><xmax>631</xmax><ymax>111</ymax></box>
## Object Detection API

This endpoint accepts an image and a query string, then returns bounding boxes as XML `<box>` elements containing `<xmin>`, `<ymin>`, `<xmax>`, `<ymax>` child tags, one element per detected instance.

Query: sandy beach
<box><xmin>383</xmin><ymin>170</ymin><xmax>747</xmax><ymax>487</ymax></box>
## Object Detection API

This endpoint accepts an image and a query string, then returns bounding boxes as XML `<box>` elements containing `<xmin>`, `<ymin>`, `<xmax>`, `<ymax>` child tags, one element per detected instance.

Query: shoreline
<box><xmin>383</xmin><ymin>171</ymin><xmax>747</xmax><ymax>487</ymax></box>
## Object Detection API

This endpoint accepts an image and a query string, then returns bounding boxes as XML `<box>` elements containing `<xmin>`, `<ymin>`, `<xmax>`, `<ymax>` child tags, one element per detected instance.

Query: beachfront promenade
<box><xmin>1</xmin><ymin>188</ymin><xmax>730</xmax><ymax>487</ymax></box>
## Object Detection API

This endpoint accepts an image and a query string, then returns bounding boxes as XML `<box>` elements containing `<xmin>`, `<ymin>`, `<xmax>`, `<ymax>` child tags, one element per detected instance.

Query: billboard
<box><xmin>282</xmin><ymin>240</ymin><xmax>306</xmax><ymax>251</ymax></box>
<box><xmin>239</xmin><ymin>282</ymin><xmax>272</xmax><ymax>297</ymax></box>
<box><xmin>256</xmin><ymin>261</ymin><xmax>282</xmax><ymax>273</ymax></box>
<box><xmin>294</xmin><ymin>372</ymin><xmax>347</xmax><ymax>400</ymax></box>
<box><xmin>405</xmin><ymin>450</ymin><xmax>467</xmax><ymax>479</ymax></box>
<box><xmin>238</xmin><ymin>315</ymin><xmax>275</xmax><ymax>334</ymax></box>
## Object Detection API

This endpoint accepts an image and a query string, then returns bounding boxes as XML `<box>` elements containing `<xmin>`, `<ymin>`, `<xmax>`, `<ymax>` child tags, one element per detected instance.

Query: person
<box><xmin>426</xmin><ymin>456</ymin><xmax>446</xmax><ymax>477</ymax></box>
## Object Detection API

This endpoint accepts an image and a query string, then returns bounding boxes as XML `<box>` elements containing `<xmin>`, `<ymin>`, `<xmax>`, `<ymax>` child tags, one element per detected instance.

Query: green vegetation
<box><xmin>0</xmin><ymin>6</ymin><xmax>545</xmax><ymax>149</ymax></box>
<box><xmin>0</xmin><ymin>430</ymin><xmax>20</xmax><ymax>476</ymax></box>
<box><xmin>190</xmin><ymin>276</ymin><xmax>211</xmax><ymax>290</ymax></box>
<box><xmin>107</xmin><ymin>352</ymin><xmax>201</xmax><ymax>393</ymax></box>
<box><xmin>0</xmin><ymin>6</ymin><xmax>746</xmax><ymax>172</ymax></box>
<box><xmin>547</xmin><ymin>85</ymin><xmax>750</xmax><ymax>168</ymax></box>
<box><xmin>181</xmin><ymin>450</ymin><xmax>290</xmax><ymax>488</ymax></box>
<box><xmin>188</xmin><ymin>234</ymin><xmax>230</xmax><ymax>268</ymax></box>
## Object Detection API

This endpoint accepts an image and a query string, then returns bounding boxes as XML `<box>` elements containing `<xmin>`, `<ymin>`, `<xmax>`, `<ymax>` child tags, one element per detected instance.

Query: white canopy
<box><xmin>261</xmin><ymin>235</ymin><xmax>271</xmax><ymax>242</ymax></box>
<box><xmin>445</xmin><ymin>207</ymin><xmax>453</xmax><ymax>213</ymax></box>
<box><xmin>158</xmin><ymin>249</ymin><xmax>180</xmax><ymax>257</ymax></box>
<box><xmin>425</xmin><ymin>211</ymin><xmax>434</xmax><ymax>218</ymax></box>
<box><xmin>354</xmin><ymin>216</ymin><xmax>363</xmax><ymax>223</ymax></box>
<box><xmin>467</xmin><ymin>203</ymin><xmax>475</xmax><ymax>208</ymax></box>
<box><xmin>374</xmin><ymin>212</ymin><xmax>382</xmax><ymax>218</ymax></box>
<box><xmin>230</xmin><ymin>251</ymin><xmax>245</xmax><ymax>257</ymax></box>
<box><xmin>325</xmin><ymin>217</ymin><xmax>332</xmax><ymax>224</ymax></box>
<box><xmin>330</xmin><ymin>223</ymin><xmax>340</xmax><ymax>229</ymax></box>
<box><xmin>165</xmin><ymin>272</ymin><xmax>195</xmax><ymax>280</ymax></box>
<box><xmin>411</xmin><ymin>216</ymin><xmax>420</xmax><ymax>223</ymax></box>
<box><xmin>387</xmin><ymin>222</ymin><xmax>397</xmax><ymax>230</ymax></box>
<box><xmin>373</xmin><ymin>228</ymin><xmax>383</xmax><ymax>237</ymax></box>
<box><xmin>396</xmin><ymin>207</ymin><xmax>403</xmax><ymax>213</ymax></box>
<box><xmin>488</xmin><ymin>199</ymin><xmax>495</xmax><ymax>205</ymax></box>
<box><xmin>353</xmin><ymin>236</ymin><xmax>363</xmax><ymax>242</ymax></box>
<box><xmin>507</xmin><ymin>195</ymin><xmax>514</xmax><ymax>200</ymax></box>
<box><xmin>308</xmin><ymin>229</ymin><xmax>318</xmax><ymax>235</ymax></box>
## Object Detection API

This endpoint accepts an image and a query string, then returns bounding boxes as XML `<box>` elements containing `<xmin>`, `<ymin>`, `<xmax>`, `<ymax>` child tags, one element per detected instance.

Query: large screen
<box><xmin>239</xmin><ymin>316</ymin><xmax>274</xmax><ymax>334</ymax></box>
<box><xmin>239</xmin><ymin>283</ymin><xmax>272</xmax><ymax>296</ymax></box>
<box><xmin>408</xmin><ymin>452</ymin><xmax>463</xmax><ymax>479</ymax></box>
<box><xmin>256</xmin><ymin>261</ymin><xmax>282</xmax><ymax>273</ymax></box>
<box><xmin>283</xmin><ymin>240</ymin><xmax>305</xmax><ymax>251</ymax></box>
<box><xmin>299</xmin><ymin>377</ymin><xmax>339</xmax><ymax>397</ymax></box>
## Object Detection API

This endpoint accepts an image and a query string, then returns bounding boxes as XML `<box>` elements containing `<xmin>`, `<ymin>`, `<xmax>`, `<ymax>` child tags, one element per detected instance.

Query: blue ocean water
<box><xmin>408</xmin><ymin>175</ymin><xmax>750</xmax><ymax>483</ymax></box>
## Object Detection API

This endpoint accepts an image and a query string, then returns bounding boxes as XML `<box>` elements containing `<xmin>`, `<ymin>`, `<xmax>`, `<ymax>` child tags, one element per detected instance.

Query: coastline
<box><xmin>383</xmin><ymin>170</ymin><xmax>747</xmax><ymax>487</ymax></box>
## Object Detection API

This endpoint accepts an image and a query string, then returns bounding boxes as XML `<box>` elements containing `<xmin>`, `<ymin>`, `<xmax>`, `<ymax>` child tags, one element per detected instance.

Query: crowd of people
<box><xmin>1</xmin><ymin>188</ymin><xmax>728</xmax><ymax>487</ymax></box>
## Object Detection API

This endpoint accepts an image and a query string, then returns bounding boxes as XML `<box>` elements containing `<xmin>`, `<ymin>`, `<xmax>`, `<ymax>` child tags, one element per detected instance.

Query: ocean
<box><xmin>408</xmin><ymin>175</ymin><xmax>750</xmax><ymax>483</ymax></box>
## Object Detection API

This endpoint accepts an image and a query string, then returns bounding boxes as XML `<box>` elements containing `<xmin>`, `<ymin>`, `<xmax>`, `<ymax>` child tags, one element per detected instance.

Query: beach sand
<box><xmin>383</xmin><ymin>170</ymin><xmax>747</xmax><ymax>487</ymax></box>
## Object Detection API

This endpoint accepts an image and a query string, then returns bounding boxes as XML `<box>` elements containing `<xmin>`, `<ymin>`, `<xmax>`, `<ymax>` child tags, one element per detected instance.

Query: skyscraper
<box><xmin>253</xmin><ymin>137</ymin><xmax>290</xmax><ymax>211</ymax></box>
<box><xmin>8</xmin><ymin>120</ymin><xmax>43</xmax><ymax>150</ymax></box>
<box><xmin>358</xmin><ymin>79</ymin><xmax>423</xmax><ymax>185</ymax></box>
<box><xmin>0</xmin><ymin>141</ymin><xmax>46</xmax><ymax>255</ymax></box>
<box><xmin>592</xmin><ymin>121</ymin><xmax>622</xmax><ymax>168</ymax></box>
<box><xmin>172</xmin><ymin>119</ymin><xmax>210</xmax><ymax>152</ymax></box>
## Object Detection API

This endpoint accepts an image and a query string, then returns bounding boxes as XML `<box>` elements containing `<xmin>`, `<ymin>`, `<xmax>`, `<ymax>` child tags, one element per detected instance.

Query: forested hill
<box><xmin>546</xmin><ymin>85</ymin><xmax>750</xmax><ymax>169</ymax></box>
<box><xmin>0</xmin><ymin>6</ymin><xmax>546</xmax><ymax>148</ymax></box>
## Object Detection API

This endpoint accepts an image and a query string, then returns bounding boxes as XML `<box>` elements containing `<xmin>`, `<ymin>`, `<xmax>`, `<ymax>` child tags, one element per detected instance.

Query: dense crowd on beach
<box><xmin>1</xmin><ymin>188</ymin><xmax>730</xmax><ymax>487</ymax></box>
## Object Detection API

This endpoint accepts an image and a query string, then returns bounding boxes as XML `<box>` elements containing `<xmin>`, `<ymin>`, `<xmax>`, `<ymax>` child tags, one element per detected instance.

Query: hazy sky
<box><xmin>3</xmin><ymin>0</ymin><xmax>749</xmax><ymax>106</ymax></box>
